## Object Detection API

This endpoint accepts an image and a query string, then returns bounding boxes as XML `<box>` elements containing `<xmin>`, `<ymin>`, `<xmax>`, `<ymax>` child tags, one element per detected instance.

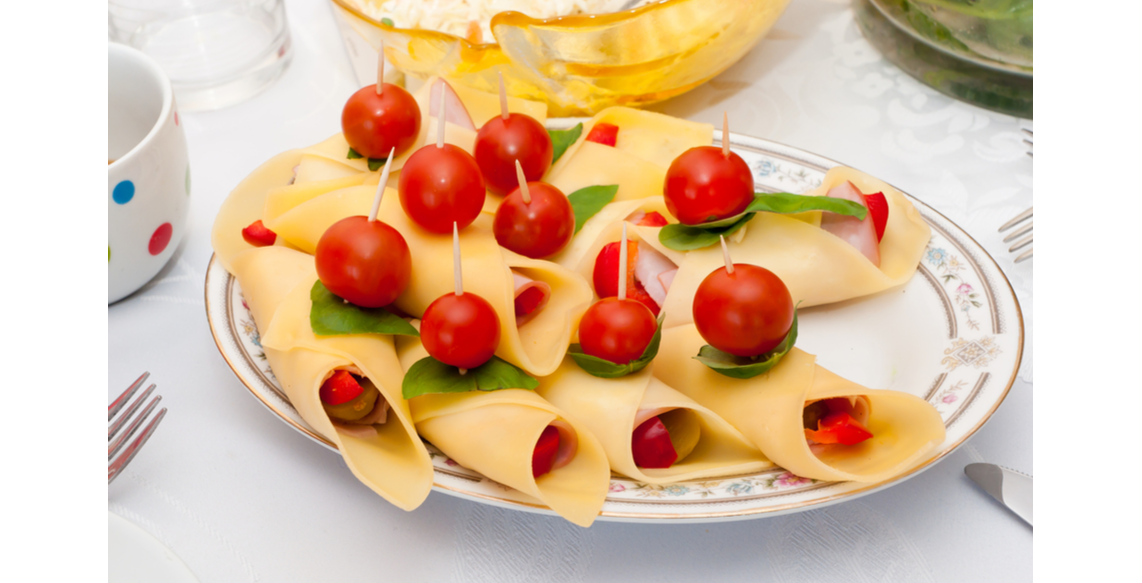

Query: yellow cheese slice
<box><xmin>537</xmin><ymin>359</ymin><xmax>771</xmax><ymax>483</ymax></box>
<box><xmin>295</xmin><ymin>153</ymin><xmax>362</xmax><ymax>183</ymax></box>
<box><xmin>263</xmin><ymin>174</ymin><xmax>369</xmax><ymax>224</ymax></box>
<box><xmin>661</xmin><ymin>167</ymin><xmax>932</xmax><ymax>329</ymax></box>
<box><xmin>230</xmin><ymin>247</ymin><xmax>433</xmax><ymax>510</ymax></box>
<box><xmin>548</xmin><ymin>142</ymin><xmax>667</xmax><ymax>204</ymax></box>
<box><xmin>654</xmin><ymin>324</ymin><xmax>946</xmax><ymax>483</ymax></box>
<box><xmin>267</xmin><ymin>185</ymin><xmax>592</xmax><ymax>377</ymax></box>
<box><xmin>396</xmin><ymin>337</ymin><xmax>609</xmax><ymax>527</ymax></box>
<box><xmin>211</xmin><ymin>150</ymin><xmax>303</xmax><ymax>272</ymax></box>
<box><xmin>446</xmin><ymin>78</ymin><xmax>548</xmax><ymax>127</ymax></box>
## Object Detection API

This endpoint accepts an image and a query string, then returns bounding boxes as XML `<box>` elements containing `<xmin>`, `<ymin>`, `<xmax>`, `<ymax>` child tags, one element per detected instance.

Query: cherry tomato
<box><xmin>241</xmin><ymin>220</ymin><xmax>277</xmax><ymax>247</ymax></box>
<box><xmin>591</xmin><ymin>241</ymin><xmax>660</xmax><ymax>316</ymax></box>
<box><xmin>663</xmin><ymin>146</ymin><xmax>754</xmax><ymax>225</ymax></box>
<box><xmin>693</xmin><ymin>263</ymin><xmax>794</xmax><ymax>357</ymax></box>
<box><xmin>398</xmin><ymin>144</ymin><xmax>486</xmax><ymax>234</ymax></box>
<box><xmin>421</xmin><ymin>292</ymin><xmax>501</xmax><ymax>369</ymax></box>
<box><xmin>474</xmin><ymin>114</ymin><xmax>554</xmax><ymax>196</ymax></box>
<box><xmin>631</xmin><ymin>416</ymin><xmax>677</xmax><ymax>468</ymax></box>
<box><xmin>341</xmin><ymin>84</ymin><xmax>421</xmax><ymax>159</ymax></box>
<box><xmin>493</xmin><ymin>182</ymin><xmax>575</xmax><ymax>258</ymax></box>
<box><xmin>532</xmin><ymin>425</ymin><xmax>561</xmax><ymax>477</ymax></box>
<box><xmin>863</xmin><ymin>191</ymin><xmax>889</xmax><ymax>242</ymax></box>
<box><xmin>578</xmin><ymin>298</ymin><xmax>657</xmax><ymax>364</ymax></box>
<box><xmin>315</xmin><ymin>216</ymin><xmax>411</xmax><ymax>308</ymax></box>
<box><xmin>319</xmin><ymin>370</ymin><xmax>363</xmax><ymax>406</ymax></box>
<box><xmin>585</xmin><ymin>122</ymin><xmax>619</xmax><ymax>146</ymax></box>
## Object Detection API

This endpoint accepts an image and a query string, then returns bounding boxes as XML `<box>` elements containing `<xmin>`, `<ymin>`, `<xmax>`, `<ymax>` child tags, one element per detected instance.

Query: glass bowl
<box><xmin>329</xmin><ymin>0</ymin><xmax>792</xmax><ymax>117</ymax></box>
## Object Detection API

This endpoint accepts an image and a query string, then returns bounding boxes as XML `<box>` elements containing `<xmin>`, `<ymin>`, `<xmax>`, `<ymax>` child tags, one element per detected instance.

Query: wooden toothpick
<box><xmin>514</xmin><ymin>159</ymin><xmax>530</xmax><ymax>204</ymax></box>
<box><xmin>376</xmin><ymin>42</ymin><xmax>385</xmax><ymax>95</ymax></box>
<box><xmin>368</xmin><ymin>147</ymin><xmax>396</xmax><ymax>222</ymax></box>
<box><xmin>498</xmin><ymin>71</ymin><xmax>509</xmax><ymax>121</ymax></box>
<box><xmin>720</xmin><ymin>234</ymin><xmax>734</xmax><ymax>274</ymax></box>
<box><xmin>437</xmin><ymin>80</ymin><xmax>446</xmax><ymax>149</ymax></box>
<box><xmin>722</xmin><ymin>111</ymin><xmax>730</xmax><ymax>159</ymax></box>
<box><xmin>618</xmin><ymin>223</ymin><xmax>629</xmax><ymax>300</ymax></box>
<box><xmin>453</xmin><ymin>222</ymin><xmax>463</xmax><ymax>296</ymax></box>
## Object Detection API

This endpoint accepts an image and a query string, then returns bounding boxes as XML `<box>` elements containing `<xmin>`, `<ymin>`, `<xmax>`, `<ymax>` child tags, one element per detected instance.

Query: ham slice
<box><xmin>633</xmin><ymin>243</ymin><xmax>676</xmax><ymax>307</ymax></box>
<box><xmin>333</xmin><ymin>399</ymin><xmax>391</xmax><ymax>439</ymax></box>
<box><xmin>428</xmin><ymin>78</ymin><xmax>476</xmax><ymax>131</ymax></box>
<box><xmin>512</xmin><ymin>271</ymin><xmax>551</xmax><ymax>327</ymax></box>
<box><xmin>820</xmin><ymin>181</ymin><xmax>880</xmax><ymax>267</ymax></box>
<box><xmin>548</xmin><ymin>420</ymin><xmax>579</xmax><ymax>471</ymax></box>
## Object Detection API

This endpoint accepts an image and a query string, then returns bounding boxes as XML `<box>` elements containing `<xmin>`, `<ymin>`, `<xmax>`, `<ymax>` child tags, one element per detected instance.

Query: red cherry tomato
<box><xmin>421</xmin><ymin>292</ymin><xmax>501</xmax><ymax>369</ymax></box>
<box><xmin>474</xmin><ymin>114</ymin><xmax>554</xmax><ymax>196</ymax></box>
<box><xmin>692</xmin><ymin>263</ymin><xmax>794</xmax><ymax>357</ymax></box>
<box><xmin>493</xmin><ymin>182</ymin><xmax>575</xmax><ymax>258</ymax></box>
<box><xmin>315</xmin><ymin>216</ymin><xmax>411</xmax><ymax>308</ymax></box>
<box><xmin>591</xmin><ymin>242</ymin><xmax>660</xmax><ymax>316</ymax></box>
<box><xmin>241</xmin><ymin>220</ymin><xmax>277</xmax><ymax>247</ymax></box>
<box><xmin>532</xmin><ymin>425</ymin><xmax>561</xmax><ymax>477</ymax></box>
<box><xmin>585</xmin><ymin>123</ymin><xmax>619</xmax><ymax>147</ymax></box>
<box><xmin>398</xmin><ymin>144</ymin><xmax>486</xmax><ymax>233</ymax></box>
<box><xmin>341</xmin><ymin>84</ymin><xmax>421</xmax><ymax>159</ymax></box>
<box><xmin>319</xmin><ymin>370</ymin><xmax>363</xmax><ymax>406</ymax></box>
<box><xmin>631</xmin><ymin>416</ymin><xmax>678</xmax><ymax>468</ymax></box>
<box><xmin>862</xmin><ymin>191</ymin><xmax>889</xmax><ymax>242</ymax></box>
<box><xmin>578</xmin><ymin>298</ymin><xmax>657</xmax><ymax>364</ymax></box>
<box><xmin>664</xmin><ymin>146</ymin><xmax>754</xmax><ymax>225</ymax></box>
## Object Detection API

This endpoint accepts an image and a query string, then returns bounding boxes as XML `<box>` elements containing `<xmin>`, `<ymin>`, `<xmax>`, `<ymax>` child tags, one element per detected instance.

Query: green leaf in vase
<box><xmin>567</xmin><ymin>185</ymin><xmax>619</xmax><ymax>235</ymax></box>
<box><xmin>693</xmin><ymin>310</ymin><xmax>799</xmax><ymax>379</ymax></box>
<box><xmin>401</xmin><ymin>355</ymin><xmax>539</xmax><ymax>399</ymax></box>
<box><xmin>310</xmin><ymin>281</ymin><xmax>419</xmax><ymax>337</ymax></box>
<box><xmin>548</xmin><ymin>124</ymin><xmax>583</xmax><ymax>165</ymax></box>
<box><xmin>568</xmin><ymin>312</ymin><xmax>665</xmax><ymax>378</ymax></box>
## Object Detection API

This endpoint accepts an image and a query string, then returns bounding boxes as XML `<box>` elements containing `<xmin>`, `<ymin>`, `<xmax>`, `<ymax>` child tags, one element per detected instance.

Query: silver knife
<box><xmin>965</xmin><ymin>463</ymin><xmax>1033</xmax><ymax>527</ymax></box>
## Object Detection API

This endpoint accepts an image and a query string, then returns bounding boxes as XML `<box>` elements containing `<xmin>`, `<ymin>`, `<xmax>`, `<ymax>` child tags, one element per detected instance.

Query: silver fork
<box><xmin>108</xmin><ymin>372</ymin><xmax>167</xmax><ymax>484</ymax></box>
<box><xmin>999</xmin><ymin>207</ymin><xmax>1032</xmax><ymax>263</ymax></box>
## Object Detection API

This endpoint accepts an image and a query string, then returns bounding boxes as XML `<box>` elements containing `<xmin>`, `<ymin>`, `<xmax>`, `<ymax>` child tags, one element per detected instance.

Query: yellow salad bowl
<box><xmin>329</xmin><ymin>0</ymin><xmax>793</xmax><ymax>117</ymax></box>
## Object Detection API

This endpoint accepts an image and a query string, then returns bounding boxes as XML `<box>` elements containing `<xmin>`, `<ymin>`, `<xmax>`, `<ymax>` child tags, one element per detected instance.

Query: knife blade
<box><xmin>965</xmin><ymin>463</ymin><xmax>1033</xmax><ymax>527</ymax></box>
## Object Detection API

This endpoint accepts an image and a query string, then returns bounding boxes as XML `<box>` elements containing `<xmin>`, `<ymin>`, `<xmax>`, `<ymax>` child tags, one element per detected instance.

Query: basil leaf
<box><xmin>548</xmin><ymin>124</ymin><xmax>583</xmax><ymax>165</ymax></box>
<box><xmin>745</xmin><ymin>192</ymin><xmax>867</xmax><ymax>220</ymax></box>
<box><xmin>568</xmin><ymin>312</ymin><xmax>664</xmax><ymax>378</ymax></box>
<box><xmin>381</xmin><ymin>17</ymin><xmax>394</xmax><ymax>26</ymax></box>
<box><xmin>367</xmin><ymin>157</ymin><xmax>385</xmax><ymax>171</ymax></box>
<box><xmin>658</xmin><ymin>213</ymin><xmax>754</xmax><ymax>251</ymax></box>
<box><xmin>693</xmin><ymin>311</ymin><xmax>799</xmax><ymax>379</ymax></box>
<box><xmin>347</xmin><ymin>148</ymin><xmax>363</xmax><ymax>160</ymax></box>
<box><xmin>567</xmin><ymin>185</ymin><xmax>618</xmax><ymax>234</ymax></box>
<box><xmin>401</xmin><ymin>355</ymin><xmax>538</xmax><ymax>399</ymax></box>
<box><xmin>310</xmin><ymin>281</ymin><xmax>419</xmax><ymax>337</ymax></box>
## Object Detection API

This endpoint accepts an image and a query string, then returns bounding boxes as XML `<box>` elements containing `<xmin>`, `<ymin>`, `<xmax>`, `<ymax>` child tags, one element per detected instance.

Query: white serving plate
<box><xmin>205</xmin><ymin>126</ymin><xmax>1023</xmax><ymax>523</ymax></box>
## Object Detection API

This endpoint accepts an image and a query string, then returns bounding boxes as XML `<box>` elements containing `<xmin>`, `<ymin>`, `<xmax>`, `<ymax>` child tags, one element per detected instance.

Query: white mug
<box><xmin>108</xmin><ymin>42</ymin><xmax>190</xmax><ymax>304</ymax></box>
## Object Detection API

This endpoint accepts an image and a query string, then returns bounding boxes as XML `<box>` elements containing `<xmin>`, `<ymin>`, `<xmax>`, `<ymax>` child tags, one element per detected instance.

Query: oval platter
<box><xmin>205</xmin><ymin>122</ymin><xmax>1024</xmax><ymax>523</ymax></box>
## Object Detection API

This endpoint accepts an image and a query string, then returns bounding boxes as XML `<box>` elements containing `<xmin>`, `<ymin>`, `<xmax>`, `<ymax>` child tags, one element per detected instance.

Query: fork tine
<box><xmin>1002</xmin><ymin>221</ymin><xmax>1033</xmax><ymax>243</ymax></box>
<box><xmin>108</xmin><ymin>407</ymin><xmax>167</xmax><ymax>484</ymax></box>
<box><xmin>1008</xmin><ymin>232</ymin><xmax>1033</xmax><ymax>252</ymax></box>
<box><xmin>998</xmin><ymin>208</ymin><xmax>1033</xmax><ymax>232</ymax></box>
<box><xmin>1014</xmin><ymin>248</ymin><xmax>1033</xmax><ymax>263</ymax></box>
<box><xmin>108</xmin><ymin>384</ymin><xmax>156</xmax><ymax>440</ymax></box>
<box><xmin>108</xmin><ymin>395</ymin><xmax>162</xmax><ymax>460</ymax></box>
<box><xmin>109</xmin><ymin>372</ymin><xmax>150</xmax><ymax>421</ymax></box>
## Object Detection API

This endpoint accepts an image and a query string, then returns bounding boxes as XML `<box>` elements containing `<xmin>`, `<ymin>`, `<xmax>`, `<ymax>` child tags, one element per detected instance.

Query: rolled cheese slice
<box><xmin>266</xmin><ymin>185</ymin><xmax>593</xmax><ymax>377</ymax></box>
<box><xmin>537</xmin><ymin>359</ymin><xmax>772</xmax><ymax>483</ymax></box>
<box><xmin>231</xmin><ymin>247</ymin><xmax>434</xmax><ymax>510</ymax></box>
<box><xmin>653</xmin><ymin>324</ymin><xmax>946</xmax><ymax>483</ymax></box>
<box><xmin>211</xmin><ymin>150</ymin><xmax>305</xmax><ymax>272</ymax></box>
<box><xmin>396</xmin><ymin>337</ymin><xmax>610</xmax><ymax>527</ymax></box>
<box><xmin>661</xmin><ymin>167</ymin><xmax>932</xmax><ymax>329</ymax></box>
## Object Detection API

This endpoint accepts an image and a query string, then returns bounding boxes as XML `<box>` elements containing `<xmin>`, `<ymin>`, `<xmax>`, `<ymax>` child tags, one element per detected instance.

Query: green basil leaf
<box><xmin>657</xmin><ymin>213</ymin><xmax>754</xmax><ymax>251</ymax></box>
<box><xmin>548</xmin><ymin>123</ymin><xmax>583</xmax><ymax>165</ymax></box>
<box><xmin>367</xmin><ymin>157</ymin><xmax>385</xmax><ymax>172</ymax></box>
<box><xmin>693</xmin><ymin>310</ymin><xmax>799</xmax><ymax>379</ymax></box>
<box><xmin>310</xmin><ymin>281</ymin><xmax>419</xmax><ymax>337</ymax></box>
<box><xmin>381</xmin><ymin>17</ymin><xmax>394</xmax><ymax>26</ymax></box>
<box><xmin>401</xmin><ymin>355</ymin><xmax>538</xmax><ymax>399</ymax></box>
<box><xmin>347</xmin><ymin>148</ymin><xmax>363</xmax><ymax>160</ymax></box>
<box><xmin>568</xmin><ymin>312</ymin><xmax>665</xmax><ymax>378</ymax></box>
<box><xmin>745</xmin><ymin>192</ymin><xmax>867</xmax><ymax>220</ymax></box>
<box><xmin>567</xmin><ymin>184</ymin><xmax>619</xmax><ymax>234</ymax></box>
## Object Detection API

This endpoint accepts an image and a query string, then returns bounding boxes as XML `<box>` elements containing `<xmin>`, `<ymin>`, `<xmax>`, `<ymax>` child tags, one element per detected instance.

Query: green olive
<box><xmin>323</xmin><ymin>379</ymin><xmax>380</xmax><ymax>422</ymax></box>
<box><xmin>658</xmin><ymin>409</ymin><xmax>701</xmax><ymax>464</ymax></box>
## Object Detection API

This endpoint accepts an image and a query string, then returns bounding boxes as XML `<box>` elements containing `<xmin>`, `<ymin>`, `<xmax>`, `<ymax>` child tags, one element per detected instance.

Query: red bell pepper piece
<box><xmin>532</xmin><ymin>425</ymin><xmax>561</xmax><ymax>477</ymax></box>
<box><xmin>241</xmin><ymin>220</ymin><xmax>277</xmax><ymax>247</ymax></box>
<box><xmin>592</xmin><ymin>241</ymin><xmax>659</xmax><ymax>315</ymax></box>
<box><xmin>804</xmin><ymin>412</ymin><xmax>873</xmax><ymax>446</ymax></box>
<box><xmin>319</xmin><ymin>370</ymin><xmax>364</xmax><ymax>406</ymax></box>
<box><xmin>585</xmin><ymin>123</ymin><xmax>619</xmax><ymax>147</ymax></box>
<box><xmin>631</xmin><ymin>416</ymin><xmax>677</xmax><ymax>468</ymax></box>
<box><xmin>515</xmin><ymin>285</ymin><xmax>547</xmax><ymax>319</ymax></box>
<box><xmin>862</xmin><ymin>192</ymin><xmax>889</xmax><ymax>243</ymax></box>
<box><xmin>636</xmin><ymin>211</ymin><xmax>669</xmax><ymax>227</ymax></box>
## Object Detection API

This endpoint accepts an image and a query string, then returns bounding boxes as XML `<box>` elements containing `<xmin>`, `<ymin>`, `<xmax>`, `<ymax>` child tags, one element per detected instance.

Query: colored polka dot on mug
<box><xmin>113</xmin><ymin>180</ymin><xmax>135</xmax><ymax>204</ymax></box>
<box><xmin>149</xmin><ymin>222</ymin><xmax>172</xmax><ymax>256</ymax></box>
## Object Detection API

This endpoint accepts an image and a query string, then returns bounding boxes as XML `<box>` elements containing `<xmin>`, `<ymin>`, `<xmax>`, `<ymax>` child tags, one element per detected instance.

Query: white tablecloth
<box><xmin>108</xmin><ymin>0</ymin><xmax>1033</xmax><ymax>580</ymax></box>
